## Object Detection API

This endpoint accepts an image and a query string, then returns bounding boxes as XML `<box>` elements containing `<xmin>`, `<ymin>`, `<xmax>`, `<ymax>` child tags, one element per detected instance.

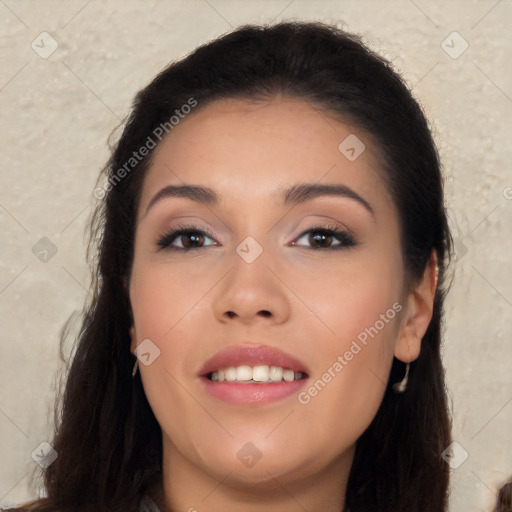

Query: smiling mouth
<box><xmin>205</xmin><ymin>365</ymin><xmax>308</xmax><ymax>383</ymax></box>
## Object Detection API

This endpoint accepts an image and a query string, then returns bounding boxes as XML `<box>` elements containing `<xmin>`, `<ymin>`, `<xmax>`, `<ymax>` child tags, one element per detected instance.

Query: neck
<box><xmin>149</xmin><ymin>437</ymin><xmax>353</xmax><ymax>512</ymax></box>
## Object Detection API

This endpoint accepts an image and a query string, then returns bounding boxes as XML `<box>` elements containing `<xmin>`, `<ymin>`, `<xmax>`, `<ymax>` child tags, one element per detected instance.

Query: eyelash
<box><xmin>156</xmin><ymin>222</ymin><xmax>357</xmax><ymax>252</ymax></box>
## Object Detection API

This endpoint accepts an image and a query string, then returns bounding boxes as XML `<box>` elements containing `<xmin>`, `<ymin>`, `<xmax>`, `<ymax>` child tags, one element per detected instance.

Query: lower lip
<box><xmin>199</xmin><ymin>377</ymin><xmax>308</xmax><ymax>405</ymax></box>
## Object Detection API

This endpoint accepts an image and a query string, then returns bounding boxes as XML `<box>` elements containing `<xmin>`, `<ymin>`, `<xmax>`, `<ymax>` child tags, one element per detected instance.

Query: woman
<box><xmin>6</xmin><ymin>20</ymin><xmax>453</xmax><ymax>512</ymax></box>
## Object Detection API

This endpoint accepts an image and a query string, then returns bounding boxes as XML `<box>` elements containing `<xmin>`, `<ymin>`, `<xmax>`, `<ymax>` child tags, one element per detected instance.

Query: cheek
<box><xmin>130</xmin><ymin>256</ymin><xmax>221</xmax><ymax>338</ymax></box>
<box><xmin>129</xmin><ymin>260</ymin><xmax>227</xmax><ymax>448</ymax></box>
<box><xmin>295</xmin><ymin>345</ymin><xmax>394</xmax><ymax>458</ymax></box>
<box><xmin>285</xmin><ymin>248</ymin><xmax>402</xmax><ymax>346</ymax></box>
<box><xmin>290</xmin><ymin>254</ymin><xmax>401</xmax><ymax>422</ymax></box>
<box><xmin>295</xmin><ymin>299</ymin><xmax>399</xmax><ymax>453</ymax></box>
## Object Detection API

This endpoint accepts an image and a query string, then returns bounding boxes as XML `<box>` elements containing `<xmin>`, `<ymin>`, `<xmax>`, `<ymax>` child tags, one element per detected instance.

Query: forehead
<box><xmin>140</xmin><ymin>97</ymin><xmax>391</xmax><ymax>213</ymax></box>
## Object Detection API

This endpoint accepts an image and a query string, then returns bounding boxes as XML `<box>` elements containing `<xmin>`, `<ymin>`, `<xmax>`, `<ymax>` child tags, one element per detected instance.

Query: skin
<box><xmin>128</xmin><ymin>97</ymin><xmax>436</xmax><ymax>512</ymax></box>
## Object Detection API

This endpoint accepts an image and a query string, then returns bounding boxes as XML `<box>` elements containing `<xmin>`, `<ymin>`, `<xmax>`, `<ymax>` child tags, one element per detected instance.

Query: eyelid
<box><xmin>292</xmin><ymin>220</ymin><xmax>355</xmax><ymax>239</ymax></box>
<box><xmin>156</xmin><ymin>223</ymin><xmax>220</xmax><ymax>251</ymax></box>
<box><xmin>290</xmin><ymin>223</ymin><xmax>357</xmax><ymax>248</ymax></box>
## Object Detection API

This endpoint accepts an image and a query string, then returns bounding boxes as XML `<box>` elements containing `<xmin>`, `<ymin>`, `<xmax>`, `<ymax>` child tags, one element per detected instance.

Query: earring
<box><xmin>432</xmin><ymin>250</ymin><xmax>439</xmax><ymax>292</ymax></box>
<box><xmin>132</xmin><ymin>358</ymin><xmax>139</xmax><ymax>377</ymax></box>
<box><xmin>393</xmin><ymin>362</ymin><xmax>410</xmax><ymax>393</ymax></box>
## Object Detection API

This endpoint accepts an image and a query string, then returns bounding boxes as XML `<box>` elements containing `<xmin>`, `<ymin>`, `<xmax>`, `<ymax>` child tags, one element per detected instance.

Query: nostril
<box><xmin>224</xmin><ymin>310</ymin><xmax>271</xmax><ymax>319</ymax></box>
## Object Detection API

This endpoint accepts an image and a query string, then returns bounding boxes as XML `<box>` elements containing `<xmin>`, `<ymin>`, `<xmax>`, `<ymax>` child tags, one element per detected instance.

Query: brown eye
<box><xmin>180</xmin><ymin>232</ymin><xmax>204</xmax><ymax>248</ymax></box>
<box><xmin>157</xmin><ymin>227</ymin><xmax>217</xmax><ymax>251</ymax></box>
<box><xmin>308</xmin><ymin>231</ymin><xmax>334</xmax><ymax>248</ymax></box>
<box><xmin>293</xmin><ymin>227</ymin><xmax>356</xmax><ymax>250</ymax></box>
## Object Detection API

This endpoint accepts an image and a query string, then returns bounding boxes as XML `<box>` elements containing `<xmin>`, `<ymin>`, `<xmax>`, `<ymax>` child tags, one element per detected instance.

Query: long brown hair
<box><xmin>496</xmin><ymin>481</ymin><xmax>512</xmax><ymax>512</ymax></box>
<box><xmin>9</xmin><ymin>21</ymin><xmax>453</xmax><ymax>512</ymax></box>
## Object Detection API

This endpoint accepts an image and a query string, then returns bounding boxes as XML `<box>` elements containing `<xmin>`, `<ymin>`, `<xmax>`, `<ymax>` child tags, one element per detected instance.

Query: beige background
<box><xmin>1</xmin><ymin>1</ymin><xmax>511</xmax><ymax>510</ymax></box>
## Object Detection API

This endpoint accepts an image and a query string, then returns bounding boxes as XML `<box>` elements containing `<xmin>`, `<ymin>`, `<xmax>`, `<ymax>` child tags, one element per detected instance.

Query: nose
<box><xmin>211</xmin><ymin>248</ymin><xmax>291</xmax><ymax>325</ymax></box>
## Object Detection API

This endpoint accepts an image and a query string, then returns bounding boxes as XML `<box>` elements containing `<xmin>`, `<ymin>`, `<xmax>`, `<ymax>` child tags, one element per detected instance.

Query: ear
<box><xmin>395</xmin><ymin>250</ymin><xmax>438</xmax><ymax>363</ymax></box>
<box><xmin>123</xmin><ymin>275</ymin><xmax>137</xmax><ymax>356</ymax></box>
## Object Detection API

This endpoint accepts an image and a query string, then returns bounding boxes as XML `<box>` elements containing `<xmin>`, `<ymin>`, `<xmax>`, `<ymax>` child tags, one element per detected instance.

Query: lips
<box><xmin>198</xmin><ymin>344</ymin><xmax>310</xmax><ymax>405</ymax></box>
<box><xmin>198</xmin><ymin>344</ymin><xmax>310</xmax><ymax>378</ymax></box>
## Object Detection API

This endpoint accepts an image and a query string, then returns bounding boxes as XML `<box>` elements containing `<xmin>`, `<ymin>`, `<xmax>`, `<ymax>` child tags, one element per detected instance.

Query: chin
<box><xmin>199</xmin><ymin>441</ymin><xmax>321</xmax><ymax>488</ymax></box>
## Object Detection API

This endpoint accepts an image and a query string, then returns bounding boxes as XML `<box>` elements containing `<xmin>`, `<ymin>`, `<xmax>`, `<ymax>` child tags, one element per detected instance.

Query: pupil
<box><xmin>310</xmin><ymin>231</ymin><xmax>331</xmax><ymax>248</ymax></box>
<box><xmin>183</xmin><ymin>232</ymin><xmax>203</xmax><ymax>248</ymax></box>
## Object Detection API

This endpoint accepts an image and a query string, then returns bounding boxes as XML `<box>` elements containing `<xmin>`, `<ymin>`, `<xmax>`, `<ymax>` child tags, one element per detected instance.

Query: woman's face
<box><xmin>128</xmin><ymin>97</ymin><xmax>420</xmax><ymax>489</ymax></box>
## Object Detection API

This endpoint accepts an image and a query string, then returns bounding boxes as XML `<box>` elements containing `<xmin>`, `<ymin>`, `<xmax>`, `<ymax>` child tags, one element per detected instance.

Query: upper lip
<box><xmin>198</xmin><ymin>344</ymin><xmax>309</xmax><ymax>376</ymax></box>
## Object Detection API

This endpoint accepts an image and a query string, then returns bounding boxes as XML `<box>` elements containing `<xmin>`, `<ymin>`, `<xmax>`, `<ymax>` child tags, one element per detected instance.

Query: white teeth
<box><xmin>269</xmin><ymin>366</ymin><xmax>283</xmax><ymax>381</ymax></box>
<box><xmin>224</xmin><ymin>367</ymin><xmax>237</xmax><ymax>382</ymax></box>
<box><xmin>236</xmin><ymin>365</ymin><xmax>253</xmax><ymax>381</ymax></box>
<box><xmin>283</xmin><ymin>369</ymin><xmax>295</xmax><ymax>382</ymax></box>
<box><xmin>252</xmin><ymin>365</ymin><xmax>269</xmax><ymax>382</ymax></box>
<box><xmin>208</xmin><ymin>365</ymin><xmax>305</xmax><ymax>383</ymax></box>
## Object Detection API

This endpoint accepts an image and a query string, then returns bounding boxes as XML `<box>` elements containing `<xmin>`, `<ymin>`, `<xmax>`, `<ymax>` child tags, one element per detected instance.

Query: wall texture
<box><xmin>1</xmin><ymin>1</ymin><xmax>511</xmax><ymax>510</ymax></box>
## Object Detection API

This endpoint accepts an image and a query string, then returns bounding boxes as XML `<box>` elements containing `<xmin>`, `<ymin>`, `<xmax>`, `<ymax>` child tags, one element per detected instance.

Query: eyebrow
<box><xmin>144</xmin><ymin>185</ymin><xmax>218</xmax><ymax>217</ymax></box>
<box><xmin>282</xmin><ymin>183</ymin><xmax>375</xmax><ymax>217</ymax></box>
<box><xmin>143</xmin><ymin>183</ymin><xmax>375</xmax><ymax>218</ymax></box>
